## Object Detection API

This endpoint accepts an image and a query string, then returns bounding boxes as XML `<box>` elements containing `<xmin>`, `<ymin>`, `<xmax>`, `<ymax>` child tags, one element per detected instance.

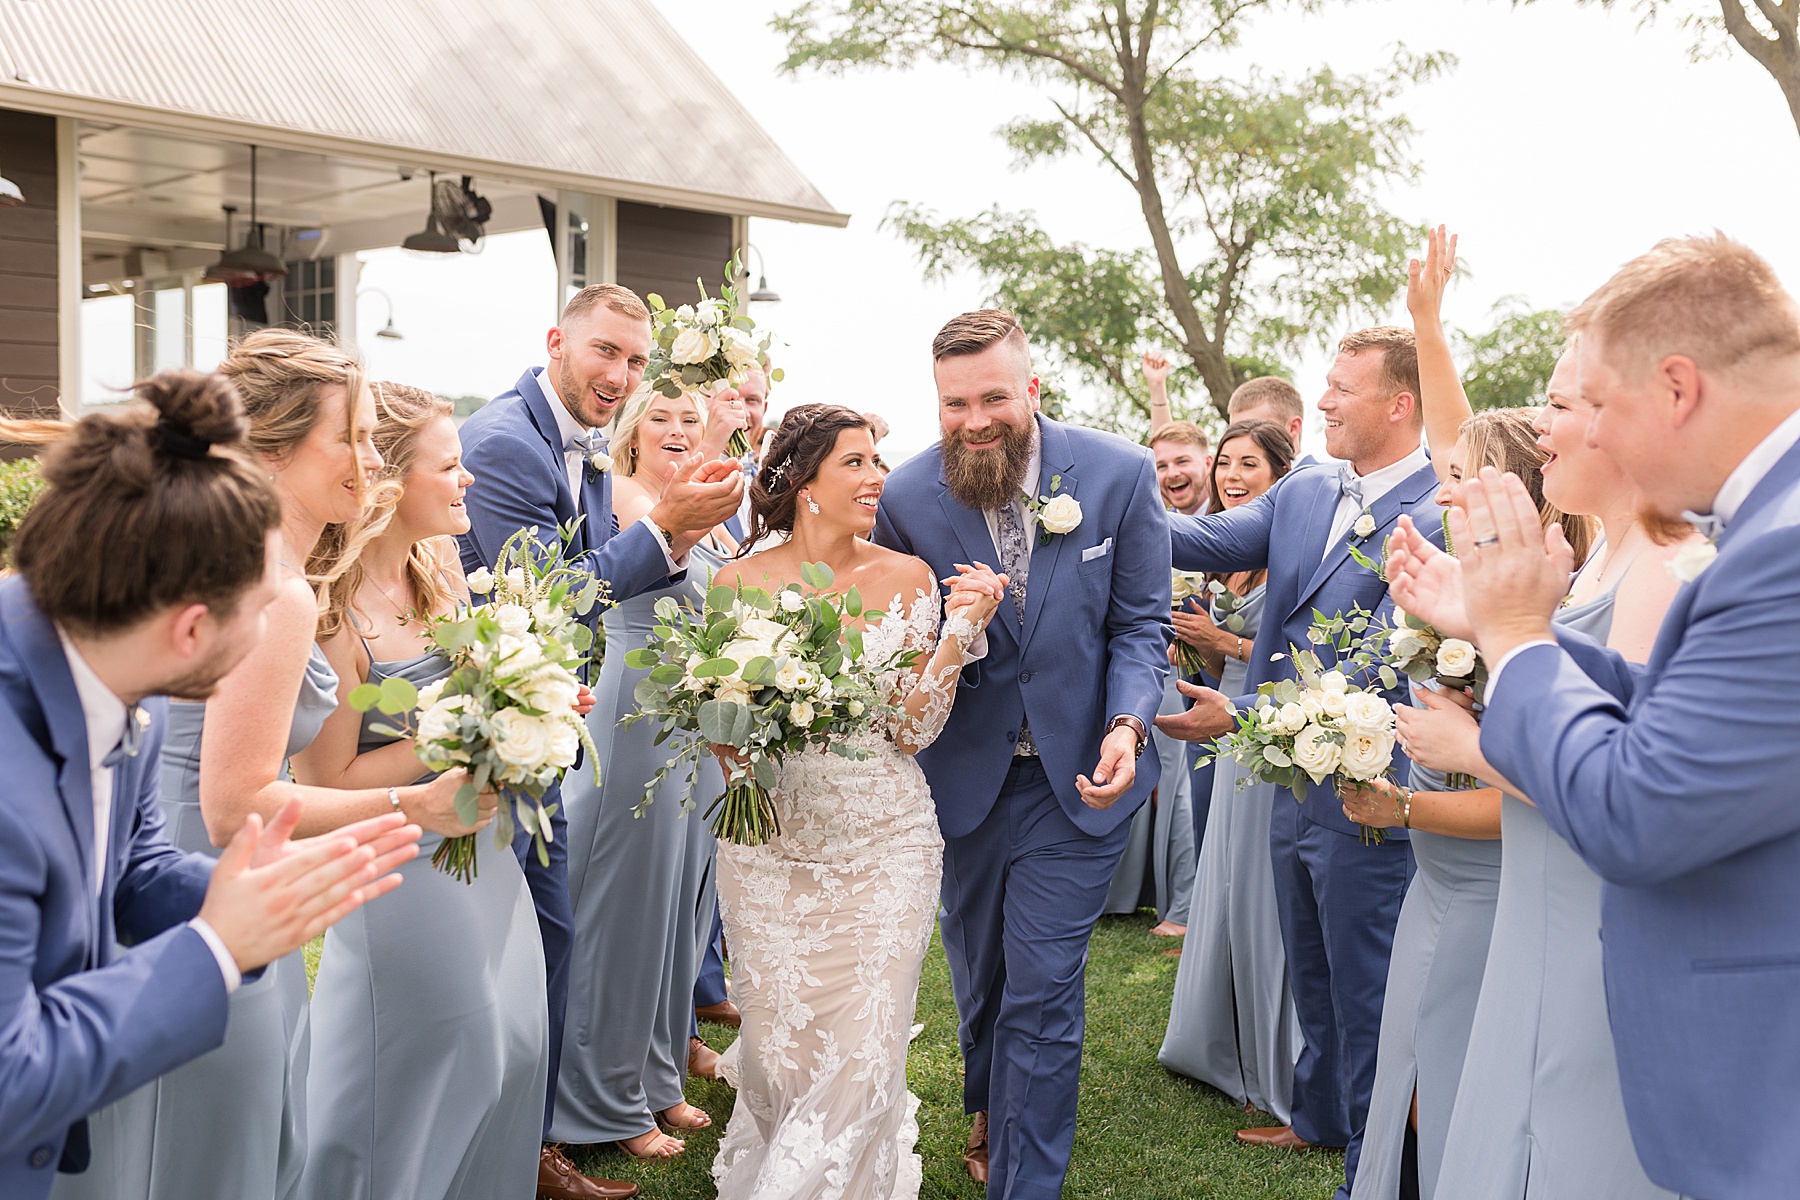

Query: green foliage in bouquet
<box><xmin>644</xmin><ymin>256</ymin><xmax>784</xmax><ymax>460</ymax></box>
<box><xmin>348</xmin><ymin>523</ymin><xmax>609</xmax><ymax>882</ymax></box>
<box><xmin>0</xmin><ymin>458</ymin><xmax>47</xmax><ymax>568</ymax></box>
<box><xmin>623</xmin><ymin>560</ymin><xmax>921</xmax><ymax>846</ymax></box>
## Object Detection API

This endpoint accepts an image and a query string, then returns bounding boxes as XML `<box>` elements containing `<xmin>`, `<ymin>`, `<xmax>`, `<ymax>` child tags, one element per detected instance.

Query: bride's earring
<box><xmin>804</xmin><ymin>491</ymin><xmax>820</xmax><ymax>515</ymax></box>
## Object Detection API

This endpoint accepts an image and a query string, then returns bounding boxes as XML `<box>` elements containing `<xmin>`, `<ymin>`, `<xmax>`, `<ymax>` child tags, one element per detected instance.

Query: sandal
<box><xmin>660</xmin><ymin>1101</ymin><xmax>712</xmax><ymax>1131</ymax></box>
<box><xmin>617</xmin><ymin>1128</ymin><xmax>684</xmax><ymax>1159</ymax></box>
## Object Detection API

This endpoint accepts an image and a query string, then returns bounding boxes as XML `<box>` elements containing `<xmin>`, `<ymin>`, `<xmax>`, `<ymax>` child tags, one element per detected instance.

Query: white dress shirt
<box><xmin>1325</xmin><ymin>443</ymin><xmax>1431</xmax><ymax>559</ymax></box>
<box><xmin>59</xmin><ymin>632</ymin><xmax>239</xmax><ymax>992</ymax></box>
<box><xmin>1487</xmin><ymin>406</ymin><xmax>1800</xmax><ymax>692</ymax></box>
<box><xmin>530</xmin><ymin>366</ymin><xmax>684</xmax><ymax>575</ymax></box>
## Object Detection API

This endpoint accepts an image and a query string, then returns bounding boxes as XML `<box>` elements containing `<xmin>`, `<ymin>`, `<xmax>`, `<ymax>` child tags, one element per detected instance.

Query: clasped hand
<box><xmin>941</xmin><ymin>561</ymin><xmax>1007</xmax><ymax>631</ymax></box>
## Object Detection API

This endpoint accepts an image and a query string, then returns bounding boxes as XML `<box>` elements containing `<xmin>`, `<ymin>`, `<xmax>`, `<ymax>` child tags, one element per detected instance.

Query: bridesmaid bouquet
<box><xmin>623</xmin><ymin>561</ymin><xmax>920</xmax><ymax>846</ymax></box>
<box><xmin>644</xmin><ymin>262</ymin><xmax>783</xmax><ymax>459</ymax></box>
<box><xmin>1205</xmin><ymin>644</ymin><xmax>1399</xmax><ymax>843</ymax></box>
<box><xmin>1168</xmin><ymin>571</ymin><xmax>1211</xmax><ymax>677</ymax></box>
<box><xmin>350</xmin><ymin>525</ymin><xmax>608</xmax><ymax>882</ymax></box>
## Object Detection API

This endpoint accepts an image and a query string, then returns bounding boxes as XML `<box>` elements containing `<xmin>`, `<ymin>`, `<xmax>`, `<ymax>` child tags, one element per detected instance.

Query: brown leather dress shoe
<box><xmin>695</xmin><ymin>999</ymin><xmax>742</xmax><ymax>1029</ymax></box>
<box><xmin>1235</xmin><ymin>1125</ymin><xmax>1315</xmax><ymax>1150</ymax></box>
<box><xmin>689</xmin><ymin>1035</ymin><xmax>721</xmax><ymax>1080</ymax></box>
<box><xmin>964</xmin><ymin>1110</ymin><xmax>989</xmax><ymax>1184</ymax></box>
<box><xmin>537</xmin><ymin>1144</ymin><xmax>639</xmax><ymax>1200</ymax></box>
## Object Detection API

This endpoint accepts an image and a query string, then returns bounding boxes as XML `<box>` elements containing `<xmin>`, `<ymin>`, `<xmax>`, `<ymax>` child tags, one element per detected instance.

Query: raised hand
<box><xmin>1456</xmin><ymin>467</ymin><xmax>1574</xmax><ymax>661</ymax></box>
<box><xmin>651</xmin><ymin>453</ymin><xmax>746</xmax><ymax>552</ymax></box>
<box><xmin>201</xmin><ymin>800</ymin><xmax>421</xmax><ymax>972</ymax></box>
<box><xmin>699</xmin><ymin>387</ymin><xmax>750</xmax><ymax>461</ymax></box>
<box><xmin>1142</xmin><ymin>350</ymin><xmax>1173</xmax><ymax>388</ymax></box>
<box><xmin>1406</xmin><ymin>224</ymin><xmax>1457</xmax><ymax>326</ymax></box>
<box><xmin>1387</xmin><ymin>515</ymin><xmax>1475</xmax><ymax>640</ymax></box>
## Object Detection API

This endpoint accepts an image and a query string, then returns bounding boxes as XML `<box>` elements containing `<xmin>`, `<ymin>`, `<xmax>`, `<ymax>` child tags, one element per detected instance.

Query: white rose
<box><xmin>721</xmin><ymin>639</ymin><xmax>775</xmax><ymax>674</ymax></box>
<box><xmin>1340</xmin><ymin>727</ymin><xmax>1396</xmax><ymax>781</ymax></box>
<box><xmin>1319</xmin><ymin>670</ymin><xmax>1348</xmax><ymax>694</ymax></box>
<box><xmin>488</xmin><ymin>707</ymin><xmax>553</xmax><ymax>770</ymax></box>
<box><xmin>715</xmin><ymin>679</ymin><xmax>753</xmax><ymax>708</ymax></box>
<box><xmin>774</xmin><ymin>658</ymin><xmax>804</xmax><ymax>692</ymax></box>
<box><xmin>496</xmin><ymin>634</ymin><xmax>544</xmax><ymax>670</ymax></box>
<box><xmin>790</xmin><ymin>699</ymin><xmax>816</xmax><ymax>727</ymax></box>
<box><xmin>675</xmin><ymin>304</ymin><xmax>696</xmax><ymax>320</ymax></box>
<box><xmin>523</xmin><ymin>663</ymin><xmax>580</xmax><ymax>714</ymax></box>
<box><xmin>1170</xmin><ymin>573</ymin><xmax>1194</xmax><ymax>603</ymax></box>
<box><xmin>846</xmin><ymin>698</ymin><xmax>865</xmax><ymax>718</ymax></box>
<box><xmin>416</xmin><ymin>679</ymin><xmax>447</xmax><ymax>711</ymax></box>
<box><xmin>543</xmin><ymin>718</ymin><xmax>580</xmax><ymax>770</ymax></box>
<box><xmin>1037</xmin><ymin>494</ymin><xmax>1083</xmax><ymax>536</ymax></box>
<box><xmin>1300</xmin><ymin>692</ymin><xmax>1324</xmax><ymax>720</ymax></box>
<box><xmin>740</xmin><ymin>616</ymin><xmax>789</xmax><ymax>645</ymax></box>
<box><xmin>416</xmin><ymin>694</ymin><xmax>465</xmax><ymax>745</ymax></box>
<box><xmin>494</xmin><ymin>603</ymin><xmax>532</xmax><ymax>636</ymax></box>
<box><xmin>503</xmin><ymin>567</ymin><xmax>527</xmax><ymax>593</ymax></box>
<box><xmin>695</xmin><ymin>299</ymin><xmax>727</xmax><ymax>327</ymax></box>
<box><xmin>779</xmin><ymin>589</ymin><xmax>805</xmax><ymax>613</ymax></box>
<box><xmin>1291</xmin><ymin>722</ymin><xmax>1342</xmax><ymax>784</ymax></box>
<box><xmin>1276</xmin><ymin>701</ymin><xmax>1309</xmax><ymax>734</ymax></box>
<box><xmin>669</xmin><ymin>326</ymin><xmax>716</xmax><ymax>365</ymax></box>
<box><xmin>1387</xmin><ymin>626</ymin><xmax>1418</xmax><ymax>655</ymax></box>
<box><xmin>466</xmin><ymin>567</ymin><xmax>495</xmax><ymax>594</ymax></box>
<box><xmin>720</xmin><ymin>328</ymin><xmax>761</xmax><ymax>372</ymax></box>
<box><xmin>587</xmin><ymin>450</ymin><xmax>613</xmax><ymax>473</ymax></box>
<box><xmin>1352</xmin><ymin>512</ymin><xmax>1377</xmax><ymax>539</ymax></box>
<box><xmin>812</xmin><ymin>675</ymin><xmax>833</xmax><ymax>700</ymax></box>
<box><xmin>1342</xmin><ymin>691</ymin><xmax>1394</xmax><ymax>735</ymax></box>
<box><xmin>1318</xmin><ymin>687</ymin><xmax>1349</xmax><ymax>719</ymax></box>
<box><xmin>1436</xmin><ymin>638</ymin><xmax>1478</xmax><ymax>679</ymax></box>
<box><xmin>1667</xmin><ymin>540</ymin><xmax>1719</xmax><ymax>583</ymax></box>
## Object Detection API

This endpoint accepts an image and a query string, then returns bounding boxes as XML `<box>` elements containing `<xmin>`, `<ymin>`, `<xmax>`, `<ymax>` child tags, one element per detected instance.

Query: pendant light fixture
<box><xmin>203</xmin><ymin>146</ymin><xmax>287</xmax><ymax>285</ymax></box>
<box><xmin>0</xmin><ymin>160</ymin><xmax>22</xmax><ymax>207</ymax></box>
<box><xmin>401</xmin><ymin>172</ymin><xmax>460</xmax><ymax>254</ymax></box>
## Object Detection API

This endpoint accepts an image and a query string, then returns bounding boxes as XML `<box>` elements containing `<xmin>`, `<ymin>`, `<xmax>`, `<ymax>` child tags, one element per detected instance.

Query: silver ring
<box><xmin>1473</xmin><ymin>534</ymin><xmax>1500</xmax><ymax>548</ymax></box>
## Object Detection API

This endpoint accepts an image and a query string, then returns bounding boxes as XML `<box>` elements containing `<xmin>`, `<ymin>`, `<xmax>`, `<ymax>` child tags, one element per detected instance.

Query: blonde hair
<box><xmin>317</xmin><ymin>382</ymin><xmax>458</xmax><ymax>641</ymax></box>
<box><xmin>1459</xmin><ymin>407</ymin><xmax>1596</xmax><ymax>568</ymax></box>
<box><xmin>1147</xmin><ymin>420</ymin><xmax>1210</xmax><ymax>453</ymax></box>
<box><xmin>606</xmin><ymin>387</ymin><xmax>706</xmax><ymax>478</ymax></box>
<box><xmin>1568</xmin><ymin>233</ymin><xmax>1800</xmax><ymax>382</ymax></box>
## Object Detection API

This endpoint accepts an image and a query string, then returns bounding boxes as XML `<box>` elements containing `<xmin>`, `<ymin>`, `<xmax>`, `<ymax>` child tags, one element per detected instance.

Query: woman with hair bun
<box><xmin>57</xmin><ymin>334</ymin><xmax>484</xmax><ymax>1200</ymax></box>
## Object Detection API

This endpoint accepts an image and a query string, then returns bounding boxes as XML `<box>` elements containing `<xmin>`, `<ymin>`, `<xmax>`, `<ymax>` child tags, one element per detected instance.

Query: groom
<box><xmin>875</xmin><ymin>310</ymin><xmax>1170</xmax><ymax>1198</ymax></box>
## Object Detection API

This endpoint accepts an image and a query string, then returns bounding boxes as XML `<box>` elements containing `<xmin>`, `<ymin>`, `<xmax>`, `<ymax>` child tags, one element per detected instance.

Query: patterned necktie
<box><xmin>1681</xmin><ymin>509</ymin><xmax>1724</xmax><ymax>541</ymax></box>
<box><xmin>1339</xmin><ymin>463</ymin><xmax>1365</xmax><ymax>511</ymax></box>
<box><xmin>995</xmin><ymin>499</ymin><xmax>1030</xmax><ymax>626</ymax></box>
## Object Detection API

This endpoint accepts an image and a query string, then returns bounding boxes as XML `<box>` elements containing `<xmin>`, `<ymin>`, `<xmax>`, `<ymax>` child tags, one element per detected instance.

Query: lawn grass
<box><xmin>557</xmin><ymin>911</ymin><xmax>1345</xmax><ymax>1199</ymax></box>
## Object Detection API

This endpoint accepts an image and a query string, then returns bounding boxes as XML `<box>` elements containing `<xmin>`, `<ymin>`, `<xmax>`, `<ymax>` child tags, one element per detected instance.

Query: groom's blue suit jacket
<box><xmin>1480</xmin><ymin>437</ymin><xmax>1800</xmax><ymax>1200</ymax></box>
<box><xmin>874</xmin><ymin>415</ymin><xmax>1171</xmax><ymax>839</ymax></box>
<box><xmin>0</xmin><ymin>578</ymin><xmax>225</xmax><ymax>1199</ymax></box>
<box><xmin>1167</xmin><ymin>459</ymin><xmax>1443</xmax><ymax>839</ymax></box>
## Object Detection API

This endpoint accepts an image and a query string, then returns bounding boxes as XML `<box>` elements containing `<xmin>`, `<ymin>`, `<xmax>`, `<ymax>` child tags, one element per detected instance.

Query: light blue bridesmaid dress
<box><xmin>1159</xmin><ymin>583</ymin><xmax>1303</xmax><ymax>1119</ymax></box>
<box><xmin>550</xmin><ymin>543</ymin><xmax>725</xmax><ymax>1144</ymax></box>
<box><xmin>1104</xmin><ymin>674</ymin><xmax>1197</xmax><ymax>924</ymax></box>
<box><xmin>54</xmin><ymin>645</ymin><xmax>338</xmax><ymax>1200</ymax></box>
<box><xmin>1350</xmin><ymin>760</ymin><xmax>1501</xmax><ymax>1200</ymax></box>
<box><xmin>1434</xmin><ymin>583</ymin><xmax>1674</xmax><ymax>1200</ymax></box>
<box><xmin>300</xmin><ymin>646</ymin><xmax>548</xmax><ymax>1200</ymax></box>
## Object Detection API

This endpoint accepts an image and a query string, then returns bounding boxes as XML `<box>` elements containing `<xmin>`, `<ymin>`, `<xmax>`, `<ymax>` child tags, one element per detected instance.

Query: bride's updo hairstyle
<box><xmin>6</xmin><ymin>370</ymin><xmax>281</xmax><ymax>635</ymax></box>
<box><xmin>738</xmin><ymin>403</ymin><xmax>873</xmax><ymax>557</ymax></box>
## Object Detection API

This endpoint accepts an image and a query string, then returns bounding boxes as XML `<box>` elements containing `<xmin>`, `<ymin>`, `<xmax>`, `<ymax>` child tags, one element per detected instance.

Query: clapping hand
<box><xmin>942</xmin><ymin>561</ymin><xmax>1007</xmax><ymax>632</ymax></box>
<box><xmin>1387</xmin><ymin>516</ymin><xmax>1475</xmax><ymax>639</ymax></box>
<box><xmin>1453</xmin><ymin>468</ymin><xmax>1574</xmax><ymax>661</ymax></box>
<box><xmin>651</xmin><ymin>454</ymin><xmax>746</xmax><ymax>555</ymax></box>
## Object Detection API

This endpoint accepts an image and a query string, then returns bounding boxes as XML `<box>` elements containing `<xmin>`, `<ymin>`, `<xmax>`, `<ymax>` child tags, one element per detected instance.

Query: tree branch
<box><xmin>1049</xmin><ymin>98</ymin><xmax>1140</xmax><ymax>185</ymax></box>
<box><xmin>1719</xmin><ymin>0</ymin><xmax>1800</xmax><ymax>136</ymax></box>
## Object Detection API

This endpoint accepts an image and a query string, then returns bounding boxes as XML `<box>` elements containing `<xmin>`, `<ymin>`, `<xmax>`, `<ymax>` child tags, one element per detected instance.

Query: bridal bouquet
<box><xmin>1206</xmin><ymin>645</ymin><xmax>1399</xmax><ymax>843</ymax></box>
<box><xmin>645</xmin><ymin>263</ymin><xmax>783</xmax><ymax>459</ymax></box>
<box><xmin>350</xmin><ymin>525</ymin><xmax>608</xmax><ymax>882</ymax></box>
<box><xmin>622</xmin><ymin>562</ymin><xmax>920</xmax><ymax>846</ymax></box>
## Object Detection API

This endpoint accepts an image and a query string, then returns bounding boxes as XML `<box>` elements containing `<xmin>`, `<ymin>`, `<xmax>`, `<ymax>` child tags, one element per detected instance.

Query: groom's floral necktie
<box><xmin>995</xmin><ymin>498</ymin><xmax>1029</xmax><ymax>626</ymax></box>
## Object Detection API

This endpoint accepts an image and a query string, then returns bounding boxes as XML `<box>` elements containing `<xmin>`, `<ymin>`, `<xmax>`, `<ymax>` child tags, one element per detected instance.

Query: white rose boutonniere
<box><xmin>1352</xmin><ymin>511</ymin><xmax>1377</xmax><ymax>540</ymax></box>
<box><xmin>1021</xmin><ymin>474</ymin><xmax>1082</xmax><ymax>544</ymax></box>
<box><xmin>1667</xmin><ymin>539</ymin><xmax>1719</xmax><ymax>583</ymax></box>
<box><xmin>586</xmin><ymin>449</ymin><xmax>612</xmax><ymax>475</ymax></box>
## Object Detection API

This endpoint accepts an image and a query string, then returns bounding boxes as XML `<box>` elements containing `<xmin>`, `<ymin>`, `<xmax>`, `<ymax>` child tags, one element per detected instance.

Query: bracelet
<box><xmin>1398</xmin><ymin>786</ymin><xmax>1414</xmax><ymax>829</ymax></box>
<box><xmin>387</xmin><ymin>786</ymin><xmax>403</xmax><ymax>812</ymax></box>
<box><xmin>1235</xmin><ymin>636</ymin><xmax>1244</xmax><ymax>661</ymax></box>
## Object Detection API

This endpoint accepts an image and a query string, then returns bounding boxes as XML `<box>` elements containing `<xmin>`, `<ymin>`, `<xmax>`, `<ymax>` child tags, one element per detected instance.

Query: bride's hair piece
<box><xmin>737</xmin><ymin>403</ymin><xmax>872</xmax><ymax>558</ymax></box>
<box><xmin>10</xmin><ymin>369</ymin><xmax>280</xmax><ymax>635</ymax></box>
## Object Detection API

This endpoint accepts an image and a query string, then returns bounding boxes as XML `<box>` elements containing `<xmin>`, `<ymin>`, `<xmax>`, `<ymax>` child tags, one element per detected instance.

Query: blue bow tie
<box><xmin>565</xmin><ymin>429</ymin><xmax>607</xmax><ymax>458</ymax></box>
<box><xmin>1681</xmin><ymin>509</ymin><xmax>1725</xmax><ymax>541</ymax></box>
<box><xmin>101</xmin><ymin>705</ymin><xmax>149</xmax><ymax>770</ymax></box>
<box><xmin>1339</xmin><ymin>464</ymin><xmax>1365</xmax><ymax>510</ymax></box>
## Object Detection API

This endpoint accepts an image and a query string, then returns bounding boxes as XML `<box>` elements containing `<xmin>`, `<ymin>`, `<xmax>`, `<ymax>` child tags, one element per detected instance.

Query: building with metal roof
<box><xmin>0</xmin><ymin>0</ymin><xmax>846</xmax><ymax>413</ymax></box>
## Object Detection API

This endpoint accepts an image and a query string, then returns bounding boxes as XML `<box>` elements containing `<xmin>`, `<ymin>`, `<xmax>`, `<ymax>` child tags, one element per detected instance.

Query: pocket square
<box><xmin>1081</xmin><ymin>538</ymin><xmax>1113</xmax><ymax>562</ymax></box>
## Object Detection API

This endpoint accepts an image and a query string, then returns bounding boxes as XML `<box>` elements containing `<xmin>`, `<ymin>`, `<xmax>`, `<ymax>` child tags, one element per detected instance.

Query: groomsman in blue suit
<box><xmin>1389</xmin><ymin>235</ymin><xmax>1800</xmax><ymax>1200</ymax></box>
<box><xmin>457</xmin><ymin>283</ymin><xmax>741</xmax><ymax>1200</ymax></box>
<box><xmin>1158</xmin><ymin>327</ymin><xmax>1441</xmax><ymax>1195</ymax></box>
<box><xmin>0</xmin><ymin>390</ymin><xmax>416</xmax><ymax>1200</ymax></box>
<box><xmin>875</xmin><ymin>310</ymin><xmax>1170</xmax><ymax>1198</ymax></box>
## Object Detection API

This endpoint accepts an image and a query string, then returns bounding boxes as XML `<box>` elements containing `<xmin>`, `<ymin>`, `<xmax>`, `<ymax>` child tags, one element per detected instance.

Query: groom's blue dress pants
<box><xmin>515</xmin><ymin>789</ymin><xmax>574</xmax><ymax>1138</ymax></box>
<box><xmin>939</xmin><ymin>757</ymin><xmax>1133</xmax><ymax>1200</ymax></box>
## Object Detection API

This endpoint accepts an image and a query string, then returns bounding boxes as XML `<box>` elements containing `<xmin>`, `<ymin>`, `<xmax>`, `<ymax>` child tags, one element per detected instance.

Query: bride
<box><xmin>705</xmin><ymin>403</ymin><xmax>1004</xmax><ymax>1198</ymax></box>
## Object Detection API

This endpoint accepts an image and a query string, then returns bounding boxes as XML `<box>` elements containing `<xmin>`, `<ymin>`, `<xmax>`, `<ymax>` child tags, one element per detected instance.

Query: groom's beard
<box><xmin>942</xmin><ymin>420</ymin><xmax>1035</xmax><ymax>512</ymax></box>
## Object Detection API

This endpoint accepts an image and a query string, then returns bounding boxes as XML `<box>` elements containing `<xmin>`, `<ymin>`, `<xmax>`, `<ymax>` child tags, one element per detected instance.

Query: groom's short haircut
<box><xmin>1336</xmin><ymin>326</ymin><xmax>1421</xmax><ymax>421</ymax></box>
<box><xmin>933</xmin><ymin>309</ymin><xmax>1031</xmax><ymax>373</ymax></box>
<box><xmin>1568</xmin><ymin>233</ymin><xmax>1800</xmax><ymax>380</ymax></box>
<box><xmin>562</xmin><ymin>283</ymin><xmax>650</xmax><ymax>326</ymax></box>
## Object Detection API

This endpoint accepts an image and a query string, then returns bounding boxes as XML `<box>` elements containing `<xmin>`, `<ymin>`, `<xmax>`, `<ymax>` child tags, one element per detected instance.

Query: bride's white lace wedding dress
<box><xmin>711</xmin><ymin>587</ymin><xmax>976</xmax><ymax>1200</ymax></box>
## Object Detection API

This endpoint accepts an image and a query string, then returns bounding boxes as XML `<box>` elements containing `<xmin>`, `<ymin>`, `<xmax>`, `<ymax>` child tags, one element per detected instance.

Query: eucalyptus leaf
<box><xmin>347</xmin><ymin>682</ymin><xmax>383</xmax><ymax>712</ymax></box>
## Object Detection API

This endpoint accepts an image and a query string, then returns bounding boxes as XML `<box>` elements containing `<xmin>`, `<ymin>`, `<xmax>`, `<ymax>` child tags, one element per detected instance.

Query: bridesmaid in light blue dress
<box><xmin>291</xmin><ymin>381</ymin><xmax>548</xmax><ymax>1200</ymax></box>
<box><xmin>551</xmin><ymin>389</ymin><xmax>731</xmax><ymax>1157</ymax></box>
<box><xmin>1102</xmin><ymin>688</ymin><xmax>1195</xmax><ymax>926</ymax></box>
<box><xmin>1160</xmin><ymin>419</ymin><xmax>1300</xmax><ymax>1118</ymax></box>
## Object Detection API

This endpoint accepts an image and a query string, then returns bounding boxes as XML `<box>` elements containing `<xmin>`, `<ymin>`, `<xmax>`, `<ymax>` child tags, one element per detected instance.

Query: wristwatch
<box><xmin>1106</xmin><ymin>714</ymin><xmax>1148</xmax><ymax>759</ymax></box>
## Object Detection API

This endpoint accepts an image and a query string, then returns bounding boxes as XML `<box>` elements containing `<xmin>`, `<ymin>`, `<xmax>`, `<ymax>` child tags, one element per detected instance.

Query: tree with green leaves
<box><xmin>776</xmin><ymin>1</ymin><xmax>1449</xmax><ymax>428</ymax></box>
<box><xmin>1455</xmin><ymin>299</ymin><xmax>1568</xmax><ymax>410</ymax></box>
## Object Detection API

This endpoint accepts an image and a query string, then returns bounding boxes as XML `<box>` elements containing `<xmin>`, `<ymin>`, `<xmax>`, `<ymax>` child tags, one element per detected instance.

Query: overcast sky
<box><xmin>353</xmin><ymin>0</ymin><xmax>1800</xmax><ymax>467</ymax></box>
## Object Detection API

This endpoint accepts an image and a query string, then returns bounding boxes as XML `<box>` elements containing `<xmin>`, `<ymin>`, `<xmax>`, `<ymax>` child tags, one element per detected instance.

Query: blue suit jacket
<box><xmin>1480</xmin><ymin>437</ymin><xmax>1800</xmax><ymax>1199</ymax></box>
<box><xmin>1168</xmin><ymin>459</ymin><xmax>1443</xmax><ymax>839</ymax></box>
<box><xmin>873</xmin><ymin>416</ymin><xmax>1171</xmax><ymax>839</ymax></box>
<box><xmin>457</xmin><ymin>368</ymin><xmax>673</xmax><ymax>611</ymax></box>
<box><xmin>0</xmin><ymin>578</ymin><xmax>224</xmax><ymax>1198</ymax></box>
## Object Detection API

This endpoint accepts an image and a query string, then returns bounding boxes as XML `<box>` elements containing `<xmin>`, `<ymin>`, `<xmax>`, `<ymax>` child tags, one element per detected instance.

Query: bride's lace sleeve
<box><xmin>887</xmin><ymin>588</ymin><xmax>984</xmax><ymax>755</ymax></box>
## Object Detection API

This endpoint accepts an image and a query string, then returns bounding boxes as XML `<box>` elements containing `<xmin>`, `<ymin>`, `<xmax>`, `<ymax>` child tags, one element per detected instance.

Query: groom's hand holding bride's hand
<box><xmin>942</xmin><ymin>561</ymin><xmax>1007</xmax><ymax>630</ymax></box>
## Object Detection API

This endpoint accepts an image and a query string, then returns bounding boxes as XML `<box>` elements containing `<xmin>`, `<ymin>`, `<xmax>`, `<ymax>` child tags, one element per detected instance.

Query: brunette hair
<box><xmin>606</xmin><ymin>386</ymin><xmax>706</xmax><ymax>478</ymax></box>
<box><xmin>7</xmin><ymin>370</ymin><xmax>280</xmax><ymax>634</ymax></box>
<box><xmin>738</xmin><ymin>403</ymin><xmax>873</xmax><ymax>556</ymax></box>
<box><xmin>317</xmin><ymin>382</ymin><xmax>459</xmax><ymax>641</ymax></box>
<box><xmin>562</xmin><ymin>283</ymin><xmax>651</xmax><ymax>326</ymax></box>
<box><xmin>1148</xmin><ymin>420</ymin><xmax>1211</xmax><ymax>453</ymax></box>
<box><xmin>1567</xmin><ymin>232</ymin><xmax>1800</xmax><ymax>380</ymax></box>
<box><xmin>1228</xmin><ymin>376</ymin><xmax>1304</xmax><ymax>424</ymax></box>
<box><xmin>1337</xmin><ymin>326</ymin><xmax>1422</xmax><ymax>416</ymax></box>
<box><xmin>1458</xmin><ymin>408</ymin><xmax>1596</xmax><ymax>568</ymax></box>
<box><xmin>1204</xmin><ymin>418</ymin><xmax>1293</xmax><ymax>594</ymax></box>
<box><xmin>932</xmin><ymin>309</ymin><xmax>1030</xmax><ymax>365</ymax></box>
